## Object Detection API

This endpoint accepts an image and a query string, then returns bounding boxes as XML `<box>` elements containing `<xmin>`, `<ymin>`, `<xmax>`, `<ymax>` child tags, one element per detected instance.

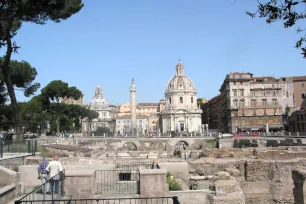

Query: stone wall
<box><xmin>0</xmin><ymin>166</ymin><xmax>21</xmax><ymax>204</ymax></box>
<box><xmin>168</xmin><ymin>190</ymin><xmax>212</xmax><ymax>204</ymax></box>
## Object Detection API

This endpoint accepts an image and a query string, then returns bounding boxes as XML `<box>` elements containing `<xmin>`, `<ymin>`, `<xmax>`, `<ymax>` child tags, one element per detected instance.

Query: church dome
<box><xmin>90</xmin><ymin>85</ymin><xmax>109</xmax><ymax>107</ymax></box>
<box><xmin>166</xmin><ymin>60</ymin><xmax>196</xmax><ymax>92</ymax></box>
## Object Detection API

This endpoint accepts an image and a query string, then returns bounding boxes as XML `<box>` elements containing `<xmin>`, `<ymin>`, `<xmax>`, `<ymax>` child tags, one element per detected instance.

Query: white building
<box><xmin>160</xmin><ymin>60</ymin><xmax>202</xmax><ymax>134</ymax></box>
<box><xmin>82</xmin><ymin>85</ymin><xmax>112</xmax><ymax>133</ymax></box>
<box><xmin>115</xmin><ymin>115</ymin><xmax>148</xmax><ymax>135</ymax></box>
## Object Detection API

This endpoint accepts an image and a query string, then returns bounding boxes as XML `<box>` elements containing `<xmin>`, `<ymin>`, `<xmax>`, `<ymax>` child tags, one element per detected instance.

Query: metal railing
<box><xmin>95</xmin><ymin>169</ymin><xmax>140</xmax><ymax>195</ymax></box>
<box><xmin>0</xmin><ymin>140</ymin><xmax>37</xmax><ymax>158</ymax></box>
<box><xmin>16</xmin><ymin>170</ymin><xmax>65</xmax><ymax>203</ymax></box>
<box><xmin>15</xmin><ymin>196</ymin><xmax>180</xmax><ymax>204</ymax></box>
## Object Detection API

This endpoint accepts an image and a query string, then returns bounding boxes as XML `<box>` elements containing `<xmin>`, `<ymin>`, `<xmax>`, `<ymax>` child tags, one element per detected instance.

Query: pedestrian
<box><xmin>46</xmin><ymin>156</ymin><xmax>63</xmax><ymax>194</ymax></box>
<box><xmin>37</xmin><ymin>157</ymin><xmax>49</xmax><ymax>194</ymax></box>
<box><xmin>151</xmin><ymin>161</ymin><xmax>160</xmax><ymax>169</ymax></box>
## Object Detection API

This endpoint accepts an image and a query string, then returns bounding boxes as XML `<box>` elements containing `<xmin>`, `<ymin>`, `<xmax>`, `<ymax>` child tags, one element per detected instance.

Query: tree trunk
<box><xmin>56</xmin><ymin>116</ymin><xmax>60</xmax><ymax>136</ymax></box>
<box><xmin>2</xmin><ymin>66</ymin><xmax>23</xmax><ymax>141</ymax></box>
<box><xmin>1</xmin><ymin>27</ymin><xmax>23</xmax><ymax>141</ymax></box>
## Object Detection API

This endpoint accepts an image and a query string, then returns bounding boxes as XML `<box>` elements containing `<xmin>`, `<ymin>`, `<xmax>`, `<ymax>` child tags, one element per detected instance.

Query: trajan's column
<box><xmin>130</xmin><ymin>78</ymin><xmax>137</xmax><ymax>135</ymax></box>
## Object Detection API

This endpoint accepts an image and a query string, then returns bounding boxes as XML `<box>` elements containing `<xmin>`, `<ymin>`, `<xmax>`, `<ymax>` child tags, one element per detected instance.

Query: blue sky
<box><xmin>8</xmin><ymin>0</ymin><xmax>306</xmax><ymax>105</ymax></box>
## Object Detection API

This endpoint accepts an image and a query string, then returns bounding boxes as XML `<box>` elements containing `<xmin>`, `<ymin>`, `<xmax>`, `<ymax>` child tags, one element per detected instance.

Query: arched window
<box><xmin>180</xmin><ymin>97</ymin><xmax>183</xmax><ymax>104</ymax></box>
<box><xmin>191</xmin><ymin>97</ymin><xmax>194</xmax><ymax>103</ymax></box>
<box><xmin>169</xmin><ymin>97</ymin><xmax>171</xmax><ymax>104</ymax></box>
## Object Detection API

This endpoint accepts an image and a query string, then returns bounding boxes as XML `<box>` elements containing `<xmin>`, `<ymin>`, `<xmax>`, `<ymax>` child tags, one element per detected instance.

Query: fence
<box><xmin>0</xmin><ymin>140</ymin><xmax>37</xmax><ymax>158</ymax></box>
<box><xmin>16</xmin><ymin>170</ymin><xmax>65</xmax><ymax>203</ymax></box>
<box><xmin>95</xmin><ymin>169</ymin><xmax>140</xmax><ymax>195</ymax></box>
<box><xmin>15</xmin><ymin>196</ymin><xmax>180</xmax><ymax>204</ymax></box>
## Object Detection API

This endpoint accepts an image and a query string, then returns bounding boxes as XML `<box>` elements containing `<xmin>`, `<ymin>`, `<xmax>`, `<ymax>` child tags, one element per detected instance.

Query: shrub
<box><xmin>166</xmin><ymin>172</ymin><xmax>182</xmax><ymax>191</ymax></box>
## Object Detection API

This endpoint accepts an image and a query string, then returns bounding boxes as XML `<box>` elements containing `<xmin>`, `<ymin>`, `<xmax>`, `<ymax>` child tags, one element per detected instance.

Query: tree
<box><xmin>84</xmin><ymin>109</ymin><xmax>99</xmax><ymax>136</ymax></box>
<box><xmin>41</xmin><ymin>80</ymin><xmax>82</xmax><ymax>135</ymax></box>
<box><xmin>246</xmin><ymin>0</ymin><xmax>306</xmax><ymax>58</ymax></box>
<box><xmin>0</xmin><ymin>0</ymin><xmax>84</xmax><ymax>140</ymax></box>
<box><xmin>0</xmin><ymin>58</ymin><xmax>40</xmax><ymax>139</ymax></box>
<box><xmin>20</xmin><ymin>96</ymin><xmax>49</xmax><ymax>135</ymax></box>
<box><xmin>94</xmin><ymin>127</ymin><xmax>111</xmax><ymax>136</ymax></box>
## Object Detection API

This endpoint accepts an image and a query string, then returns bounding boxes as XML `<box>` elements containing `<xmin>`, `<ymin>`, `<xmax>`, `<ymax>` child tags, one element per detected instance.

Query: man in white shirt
<box><xmin>46</xmin><ymin>156</ymin><xmax>63</xmax><ymax>194</ymax></box>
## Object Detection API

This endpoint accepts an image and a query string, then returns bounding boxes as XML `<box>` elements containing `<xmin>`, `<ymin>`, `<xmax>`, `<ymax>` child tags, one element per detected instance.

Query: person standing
<box><xmin>37</xmin><ymin>157</ymin><xmax>49</xmax><ymax>194</ymax></box>
<box><xmin>151</xmin><ymin>161</ymin><xmax>160</xmax><ymax>169</ymax></box>
<box><xmin>46</xmin><ymin>156</ymin><xmax>63</xmax><ymax>194</ymax></box>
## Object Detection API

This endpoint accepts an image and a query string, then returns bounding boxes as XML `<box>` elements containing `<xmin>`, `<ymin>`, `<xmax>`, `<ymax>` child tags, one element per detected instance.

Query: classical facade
<box><xmin>82</xmin><ymin>86</ymin><xmax>112</xmax><ymax>133</ymax></box>
<box><xmin>160</xmin><ymin>61</ymin><xmax>202</xmax><ymax>134</ymax></box>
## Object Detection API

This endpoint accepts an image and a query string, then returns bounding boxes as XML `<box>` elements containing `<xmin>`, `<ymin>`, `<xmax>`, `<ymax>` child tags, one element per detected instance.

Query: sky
<box><xmin>7</xmin><ymin>0</ymin><xmax>306</xmax><ymax>105</ymax></box>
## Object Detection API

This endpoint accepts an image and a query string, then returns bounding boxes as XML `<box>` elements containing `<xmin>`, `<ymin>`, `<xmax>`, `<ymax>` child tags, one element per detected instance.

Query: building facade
<box><xmin>82</xmin><ymin>86</ymin><xmax>112</xmax><ymax>134</ymax></box>
<box><xmin>292</xmin><ymin>76</ymin><xmax>306</xmax><ymax>109</ymax></box>
<box><xmin>160</xmin><ymin>61</ymin><xmax>202</xmax><ymax>134</ymax></box>
<box><xmin>118</xmin><ymin>102</ymin><xmax>159</xmax><ymax>116</ymax></box>
<box><xmin>115</xmin><ymin>115</ymin><xmax>148</xmax><ymax>135</ymax></box>
<box><xmin>202</xmin><ymin>72</ymin><xmax>292</xmax><ymax>133</ymax></box>
<box><xmin>289</xmin><ymin>109</ymin><xmax>306</xmax><ymax>133</ymax></box>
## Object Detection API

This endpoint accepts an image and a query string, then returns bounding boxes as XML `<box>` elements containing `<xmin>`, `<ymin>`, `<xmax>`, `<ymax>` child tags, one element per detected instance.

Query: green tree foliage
<box><xmin>60</xmin><ymin>104</ymin><xmax>98</xmax><ymax>132</ymax></box>
<box><xmin>50</xmin><ymin>115</ymin><xmax>73</xmax><ymax>133</ymax></box>
<box><xmin>94</xmin><ymin>127</ymin><xmax>111</xmax><ymax>136</ymax></box>
<box><xmin>0</xmin><ymin>57</ymin><xmax>40</xmax><ymax>97</ymax></box>
<box><xmin>0</xmin><ymin>0</ymin><xmax>84</xmax><ymax>140</ymax></box>
<box><xmin>20</xmin><ymin>96</ymin><xmax>49</xmax><ymax>134</ymax></box>
<box><xmin>246</xmin><ymin>0</ymin><xmax>306</xmax><ymax>58</ymax></box>
<box><xmin>0</xmin><ymin>58</ymin><xmax>40</xmax><ymax>132</ymax></box>
<box><xmin>41</xmin><ymin>80</ymin><xmax>82</xmax><ymax>135</ymax></box>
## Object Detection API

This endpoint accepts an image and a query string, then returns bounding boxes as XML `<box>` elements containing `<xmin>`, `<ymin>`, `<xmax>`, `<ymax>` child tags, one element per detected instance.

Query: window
<box><xmin>302</xmin><ymin>93</ymin><xmax>306</xmax><ymax>99</ymax></box>
<box><xmin>272</xmin><ymin>85</ymin><xmax>275</xmax><ymax>88</ymax></box>
<box><xmin>233</xmin><ymin>82</ymin><xmax>236</xmax><ymax>85</ymax></box>
<box><xmin>240</xmin><ymin>89</ymin><xmax>244</xmax><ymax>96</ymax></box>
<box><xmin>240</xmin><ymin>100</ymin><xmax>244</xmax><ymax>107</ymax></box>
<box><xmin>262</xmin><ymin>100</ymin><xmax>267</xmax><ymax>106</ymax></box>
<box><xmin>191</xmin><ymin>97</ymin><xmax>194</xmax><ymax>103</ymax></box>
<box><xmin>251</xmin><ymin>100</ymin><xmax>256</xmax><ymax>106</ymax></box>
<box><xmin>301</xmin><ymin>114</ymin><xmax>304</xmax><ymax>121</ymax></box>
<box><xmin>180</xmin><ymin>97</ymin><xmax>183</xmax><ymax>104</ymax></box>
<box><xmin>240</xmin><ymin>81</ymin><xmax>243</xmax><ymax>85</ymax></box>
<box><xmin>139</xmin><ymin>120</ymin><xmax>142</xmax><ymax>123</ymax></box>
<box><xmin>263</xmin><ymin>91</ymin><xmax>266</xmax><ymax>96</ymax></box>
<box><xmin>273</xmin><ymin>99</ymin><xmax>277</xmax><ymax>106</ymax></box>
<box><xmin>234</xmin><ymin>100</ymin><xmax>238</xmax><ymax>108</ymax></box>
<box><xmin>169</xmin><ymin>97</ymin><xmax>171</xmax><ymax>104</ymax></box>
<box><xmin>286</xmin><ymin>91</ymin><xmax>289</xmax><ymax>98</ymax></box>
<box><xmin>233</xmin><ymin>90</ymin><xmax>237</xmax><ymax>97</ymax></box>
<box><xmin>273</xmin><ymin>91</ymin><xmax>276</xmax><ymax>96</ymax></box>
<box><xmin>251</xmin><ymin>91</ymin><xmax>255</xmax><ymax>97</ymax></box>
<box><xmin>297</xmin><ymin>115</ymin><xmax>300</xmax><ymax>121</ymax></box>
<box><xmin>302</xmin><ymin>83</ymin><xmax>305</xmax><ymax>88</ymax></box>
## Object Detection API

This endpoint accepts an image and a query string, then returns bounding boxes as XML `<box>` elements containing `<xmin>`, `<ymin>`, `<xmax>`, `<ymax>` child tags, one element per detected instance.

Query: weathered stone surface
<box><xmin>224</xmin><ymin>168</ymin><xmax>240</xmax><ymax>177</ymax></box>
<box><xmin>214</xmin><ymin>171</ymin><xmax>231</xmax><ymax>180</ymax></box>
